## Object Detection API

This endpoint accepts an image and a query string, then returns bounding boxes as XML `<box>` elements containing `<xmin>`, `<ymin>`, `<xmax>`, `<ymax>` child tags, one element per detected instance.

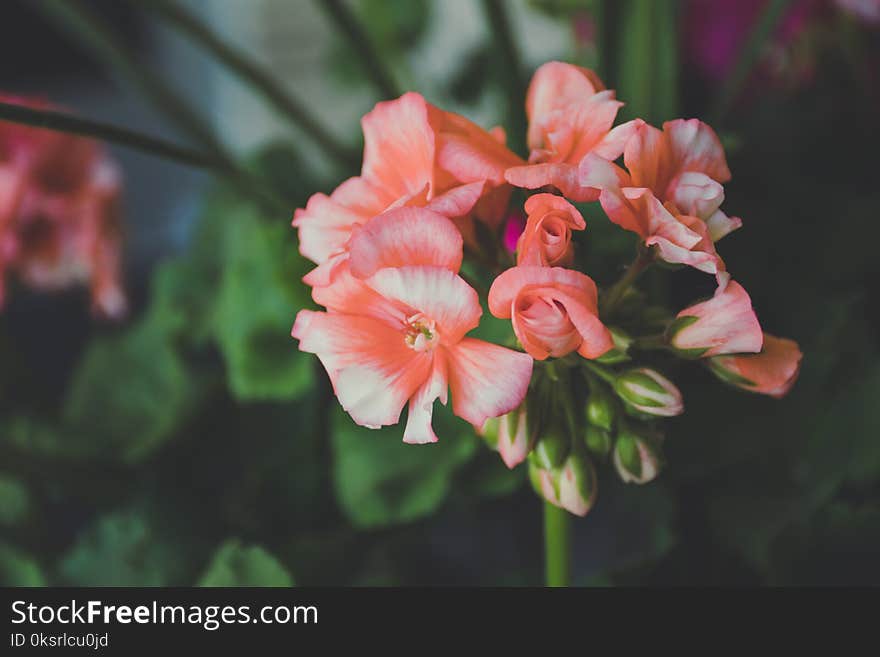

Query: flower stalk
<box><xmin>544</xmin><ymin>501</ymin><xmax>571</xmax><ymax>586</ymax></box>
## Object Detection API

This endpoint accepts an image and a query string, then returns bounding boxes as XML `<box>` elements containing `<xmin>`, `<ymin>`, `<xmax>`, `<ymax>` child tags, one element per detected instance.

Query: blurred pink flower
<box><xmin>0</xmin><ymin>95</ymin><xmax>126</xmax><ymax>317</ymax></box>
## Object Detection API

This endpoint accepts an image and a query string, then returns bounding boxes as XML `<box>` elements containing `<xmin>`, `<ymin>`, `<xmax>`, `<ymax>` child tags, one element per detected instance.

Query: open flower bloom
<box><xmin>586</xmin><ymin>179</ymin><xmax>727</xmax><ymax>278</ymax></box>
<box><xmin>708</xmin><ymin>333</ymin><xmax>803</xmax><ymax>398</ymax></box>
<box><xmin>293</xmin><ymin>92</ymin><xmax>523</xmax><ymax>286</ymax></box>
<box><xmin>505</xmin><ymin>61</ymin><xmax>642</xmax><ymax>201</ymax></box>
<box><xmin>620</xmin><ymin>119</ymin><xmax>741</xmax><ymax>241</ymax></box>
<box><xmin>516</xmin><ymin>193</ymin><xmax>585</xmax><ymax>266</ymax></box>
<box><xmin>670</xmin><ymin>280</ymin><xmax>763</xmax><ymax>357</ymax></box>
<box><xmin>489</xmin><ymin>265</ymin><xmax>613</xmax><ymax>360</ymax></box>
<box><xmin>0</xmin><ymin>95</ymin><xmax>126</xmax><ymax>317</ymax></box>
<box><xmin>292</xmin><ymin>210</ymin><xmax>533</xmax><ymax>443</ymax></box>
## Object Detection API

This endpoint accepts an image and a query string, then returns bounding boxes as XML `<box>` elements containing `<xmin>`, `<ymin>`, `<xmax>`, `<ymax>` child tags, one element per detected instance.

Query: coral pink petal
<box><xmin>311</xmin><ymin>266</ymin><xmax>404</xmax><ymax>326</ymax></box>
<box><xmin>591</xmin><ymin>119</ymin><xmax>645</xmax><ymax>161</ymax></box>
<box><xmin>403</xmin><ymin>356</ymin><xmax>448</xmax><ymax>444</ymax></box>
<box><xmin>293</xmin><ymin>309</ymin><xmax>431</xmax><ymax>428</ymax></box>
<box><xmin>623</xmin><ymin>123</ymin><xmax>671</xmax><ymax>193</ymax></box>
<box><xmin>424</xmin><ymin>180</ymin><xmax>486</xmax><ymax>218</ymax></box>
<box><xmin>505</xmin><ymin>162</ymin><xmax>599</xmax><ymax>202</ymax></box>
<box><xmin>365</xmin><ymin>266</ymin><xmax>482</xmax><ymax>344</ymax></box>
<box><xmin>293</xmin><ymin>192</ymin><xmax>367</xmax><ymax>266</ymax></box>
<box><xmin>664</xmin><ymin>118</ymin><xmax>731</xmax><ymax>183</ymax></box>
<box><xmin>347</xmin><ymin>207</ymin><xmax>463</xmax><ymax>279</ymax></box>
<box><xmin>361</xmin><ymin>92</ymin><xmax>435</xmax><ymax>198</ymax></box>
<box><xmin>526</xmin><ymin>61</ymin><xmax>605</xmax><ymax>150</ymax></box>
<box><xmin>446</xmin><ymin>338</ymin><xmax>533</xmax><ymax>427</ymax></box>
<box><xmin>675</xmin><ymin>280</ymin><xmax>763</xmax><ymax>356</ymax></box>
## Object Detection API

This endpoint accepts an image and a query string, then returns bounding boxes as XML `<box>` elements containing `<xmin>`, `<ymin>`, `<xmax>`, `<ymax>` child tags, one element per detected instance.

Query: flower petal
<box><xmin>674</xmin><ymin>280</ymin><xmax>763</xmax><ymax>357</ymax></box>
<box><xmin>348</xmin><ymin>207</ymin><xmax>463</xmax><ymax>279</ymax></box>
<box><xmin>446</xmin><ymin>338</ymin><xmax>533</xmax><ymax>427</ymax></box>
<box><xmin>403</xmin><ymin>355</ymin><xmax>448</xmax><ymax>444</ymax></box>
<box><xmin>361</xmin><ymin>92</ymin><xmax>435</xmax><ymax>199</ymax></box>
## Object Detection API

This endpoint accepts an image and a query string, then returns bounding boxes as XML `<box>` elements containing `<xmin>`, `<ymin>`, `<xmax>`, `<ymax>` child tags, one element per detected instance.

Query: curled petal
<box><xmin>664</xmin><ymin>118</ymin><xmax>731</xmax><ymax>184</ymax></box>
<box><xmin>526</xmin><ymin>61</ymin><xmax>605</xmax><ymax>151</ymax></box>
<box><xmin>672</xmin><ymin>280</ymin><xmax>763</xmax><ymax>357</ymax></box>
<box><xmin>517</xmin><ymin>193</ymin><xmax>585</xmax><ymax>266</ymax></box>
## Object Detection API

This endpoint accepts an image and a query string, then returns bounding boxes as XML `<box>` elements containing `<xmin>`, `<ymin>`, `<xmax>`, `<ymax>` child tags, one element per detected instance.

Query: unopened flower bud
<box><xmin>595</xmin><ymin>327</ymin><xmax>633</xmax><ymax>364</ymax></box>
<box><xmin>478</xmin><ymin>416</ymin><xmax>500</xmax><ymax>450</ymax></box>
<box><xmin>495</xmin><ymin>404</ymin><xmax>534</xmax><ymax>469</ymax></box>
<box><xmin>534</xmin><ymin>447</ymin><xmax>597</xmax><ymax>516</ymax></box>
<box><xmin>613</xmin><ymin>431</ymin><xmax>662</xmax><ymax>484</ymax></box>
<box><xmin>708</xmin><ymin>333</ymin><xmax>802</xmax><ymax>399</ymax></box>
<box><xmin>584</xmin><ymin>424</ymin><xmax>612</xmax><ymax>457</ymax></box>
<box><xmin>585</xmin><ymin>386</ymin><xmax>614</xmax><ymax>431</ymax></box>
<box><xmin>614</xmin><ymin>368</ymin><xmax>684</xmax><ymax>417</ymax></box>
<box><xmin>530</xmin><ymin>427</ymin><xmax>569</xmax><ymax>470</ymax></box>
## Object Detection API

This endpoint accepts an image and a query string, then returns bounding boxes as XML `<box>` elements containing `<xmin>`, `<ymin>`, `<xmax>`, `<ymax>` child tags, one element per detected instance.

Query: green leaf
<box><xmin>0</xmin><ymin>474</ymin><xmax>30</xmax><ymax>526</ymax></box>
<box><xmin>211</xmin><ymin>205</ymin><xmax>315</xmax><ymax>401</ymax></box>
<box><xmin>0</xmin><ymin>541</ymin><xmax>46</xmax><ymax>586</ymax></box>
<box><xmin>332</xmin><ymin>406</ymin><xmax>478</xmax><ymax>528</ymax></box>
<box><xmin>62</xmin><ymin>318</ymin><xmax>204</xmax><ymax>463</ymax></box>
<box><xmin>58</xmin><ymin>510</ymin><xmax>190</xmax><ymax>586</ymax></box>
<box><xmin>198</xmin><ymin>539</ymin><xmax>294</xmax><ymax>587</ymax></box>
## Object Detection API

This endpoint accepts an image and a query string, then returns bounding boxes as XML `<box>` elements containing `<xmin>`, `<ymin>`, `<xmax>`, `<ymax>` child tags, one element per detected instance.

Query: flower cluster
<box><xmin>292</xmin><ymin>62</ymin><xmax>803</xmax><ymax>516</ymax></box>
<box><xmin>0</xmin><ymin>95</ymin><xmax>126</xmax><ymax>317</ymax></box>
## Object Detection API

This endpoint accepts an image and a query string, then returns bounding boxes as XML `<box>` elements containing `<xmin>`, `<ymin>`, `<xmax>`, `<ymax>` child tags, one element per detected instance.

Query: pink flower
<box><xmin>505</xmin><ymin>61</ymin><xmax>642</xmax><ymax>201</ymax></box>
<box><xmin>621</xmin><ymin>119</ymin><xmax>741</xmax><ymax>241</ymax></box>
<box><xmin>670</xmin><ymin>280</ymin><xmax>763</xmax><ymax>357</ymax></box>
<box><xmin>591</xmin><ymin>184</ymin><xmax>727</xmax><ymax>278</ymax></box>
<box><xmin>293</xmin><ymin>93</ymin><xmax>522</xmax><ymax>287</ymax></box>
<box><xmin>708</xmin><ymin>333</ymin><xmax>803</xmax><ymax>398</ymax></box>
<box><xmin>0</xmin><ymin>95</ymin><xmax>126</xmax><ymax>317</ymax></box>
<box><xmin>488</xmin><ymin>265</ymin><xmax>613</xmax><ymax>360</ymax></box>
<box><xmin>292</xmin><ymin>210</ymin><xmax>533</xmax><ymax>443</ymax></box>
<box><xmin>515</xmin><ymin>193</ymin><xmax>585</xmax><ymax>267</ymax></box>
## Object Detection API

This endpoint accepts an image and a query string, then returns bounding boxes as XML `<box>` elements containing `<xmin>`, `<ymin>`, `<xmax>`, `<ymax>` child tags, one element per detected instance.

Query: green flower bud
<box><xmin>585</xmin><ymin>386</ymin><xmax>615</xmax><ymax>431</ymax></box>
<box><xmin>613</xmin><ymin>432</ymin><xmax>663</xmax><ymax>484</ymax></box>
<box><xmin>584</xmin><ymin>424</ymin><xmax>612</xmax><ymax>457</ymax></box>
<box><xmin>614</xmin><ymin>368</ymin><xmax>684</xmax><ymax>417</ymax></box>
<box><xmin>530</xmin><ymin>427</ymin><xmax>569</xmax><ymax>470</ymax></box>
<box><xmin>595</xmin><ymin>327</ymin><xmax>633</xmax><ymax>365</ymax></box>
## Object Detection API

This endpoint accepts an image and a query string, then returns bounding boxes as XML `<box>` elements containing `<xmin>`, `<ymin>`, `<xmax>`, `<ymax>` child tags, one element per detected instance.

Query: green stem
<box><xmin>544</xmin><ymin>501</ymin><xmax>571</xmax><ymax>587</ymax></box>
<box><xmin>318</xmin><ymin>0</ymin><xmax>400</xmax><ymax>100</ymax></box>
<box><xmin>633</xmin><ymin>333</ymin><xmax>669</xmax><ymax>351</ymax></box>
<box><xmin>137</xmin><ymin>0</ymin><xmax>359</xmax><ymax>170</ymax></box>
<box><xmin>0</xmin><ymin>102</ymin><xmax>215</xmax><ymax>169</ymax></box>
<box><xmin>583</xmin><ymin>360</ymin><xmax>617</xmax><ymax>386</ymax></box>
<box><xmin>480</xmin><ymin>0</ymin><xmax>527</xmax><ymax>156</ymax></box>
<box><xmin>710</xmin><ymin>0</ymin><xmax>794</xmax><ymax>125</ymax></box>
<box><xmin>602</xmin><ymin>249</ymin><xmax>653</xmax><ymax>316</ymax></box>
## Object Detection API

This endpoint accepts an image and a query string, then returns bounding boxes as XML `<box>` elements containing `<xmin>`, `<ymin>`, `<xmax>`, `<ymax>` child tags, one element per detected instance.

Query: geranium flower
<box><xmin>293</xmin><ymin>92</ymin><xmax>522</xmax><ymax>286</ymax></box>
<box><xmin>0</xmin><ymin>95</ymin><xmax>126</xmax><ymax>317</ymax></box>
<box><xmin>505</xmin><ymin>61</ymin><xmax>642</xmax><ymax>201</ymax></box>
<box><xmin>292</xmin><ymin>208</ymin><xmax>532</xmax><ymax>443</ymax></box>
